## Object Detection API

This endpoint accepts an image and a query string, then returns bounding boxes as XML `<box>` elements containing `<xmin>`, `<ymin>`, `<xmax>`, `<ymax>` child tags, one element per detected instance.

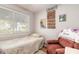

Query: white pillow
<box><xmin>58</xmin><ymin>29</ymin><xmax>79</xmax><ymax>41</ymax></box>
<box><xmin>65</xmin><ymin>47</ymin><xmax>79</xmax><ymax>54</ymax></box>
<box><xmin>75</xmin><ymin>39</ymin><xmax>79</xmax><ymax>43</ymax></box>
<box><xmin>31</xmin><ymin>33</ymin><xmax>41</xmax><ymax>37</ymax></box>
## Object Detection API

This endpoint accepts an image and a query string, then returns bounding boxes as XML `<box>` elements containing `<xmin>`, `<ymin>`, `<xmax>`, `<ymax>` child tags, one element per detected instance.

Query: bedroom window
<box><xmin>0</xmin><ymin>20</ymin><xmax>11</xmax><ymax>33</ymax></box>
<box><xmin>16</xmin><ymin>22</ymin><xmax>28</xmax><ymax>32</ymax></box>
<box><xmin>0</xmin><ymin>7</ymin><xmax>30</xmax><ymax>34</ymax></box>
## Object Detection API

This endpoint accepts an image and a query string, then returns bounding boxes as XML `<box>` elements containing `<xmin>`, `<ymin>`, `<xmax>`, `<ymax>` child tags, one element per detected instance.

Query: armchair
<box><xmin>46</xmin><ymin>39</ymin><xmax>64</xmax><ymax>54</ymax></box>
<box><xmin>46</xmin><ymin>37</ymin><xmax>75</xmax><ymax>54</ymax></box>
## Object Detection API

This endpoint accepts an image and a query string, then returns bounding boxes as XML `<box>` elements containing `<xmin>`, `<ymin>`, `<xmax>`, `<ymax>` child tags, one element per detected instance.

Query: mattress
<box><xmin>0</xmin><ymin>36</ymin><xmax>44</xmax><ymax>54</ymax></box>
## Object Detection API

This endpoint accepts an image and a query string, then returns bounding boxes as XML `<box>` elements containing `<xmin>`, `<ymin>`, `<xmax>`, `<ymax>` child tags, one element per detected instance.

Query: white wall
<box><xmin>35</xmin><ymin>5</ymin><xmax>79</xmax><ymax>40</ymax></box>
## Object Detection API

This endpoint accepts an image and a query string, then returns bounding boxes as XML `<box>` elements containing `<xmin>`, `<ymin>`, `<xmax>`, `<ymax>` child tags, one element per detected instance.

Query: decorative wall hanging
<box><xmin>47</xmin><ymin>10</ymin><xmax>56</xmax><ymax>29</ymax></box>
<box><xmin>59</xmin><ymin>14</ymin><xmax>66</xmax><ymax>22</ymax></box>
<box><xmin>46</xmin><ymin>5</ymin><xmax>58</xmax><ymax>29</ymax></box>
<box><xmin>40</xmin><ymin>19</ymin><xmax>47</xmax><ymax>28</ymax></box>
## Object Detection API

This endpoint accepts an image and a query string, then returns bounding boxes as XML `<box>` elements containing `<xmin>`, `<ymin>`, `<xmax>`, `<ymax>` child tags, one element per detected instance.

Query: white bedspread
<box><xmin>0</xmin><ymin>36</ymin><xmax>44</xmax><ymax>54</ymax></box>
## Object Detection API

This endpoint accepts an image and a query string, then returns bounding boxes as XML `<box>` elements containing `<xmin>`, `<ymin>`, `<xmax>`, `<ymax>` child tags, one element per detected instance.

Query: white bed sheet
<box><xmin>0</xmin><ymin>36</ymin><xmax>44</xmax><ymax>54</ymax></box>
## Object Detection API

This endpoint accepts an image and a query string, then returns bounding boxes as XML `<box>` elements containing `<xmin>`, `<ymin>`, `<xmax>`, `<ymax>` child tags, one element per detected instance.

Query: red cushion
<box><xmin>47</xmin><ymin>40</ymin><xmax>59</xmax><ymax>44</ymax></box>
<box><xmin>47</xmin><ymin>49</ymin><xmax>56</xmax><ymax>54</ymax></box>
<box><xmin>74</xmin><ymin>43</ymin><xmax>79</xmax><ymax>49</ymax></box>
<box><xmin>47</xmin><ymin>44</ymin><xmax>63</xmax><ymax>54</ymax></box>
<box><xmin>56</xmin><ymin>48</ymin><xmax>65</xmax><ymax>54</ymax></box>
<box><xmin>58</xmin><ymin>37</ymin><xmax>74</xmax><ymax>48</ymax></box>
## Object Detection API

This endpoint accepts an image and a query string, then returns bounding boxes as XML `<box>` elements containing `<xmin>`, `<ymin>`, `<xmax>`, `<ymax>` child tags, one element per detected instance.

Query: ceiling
<box><xmin>15</xmin><ymin>4</ymin><xmax>56</xmax><ymax>13</ymax></box>
<box><xmin>0</xmin><ymin>4</ymin><xmax>57</xmax><ymax>13</ymax></box>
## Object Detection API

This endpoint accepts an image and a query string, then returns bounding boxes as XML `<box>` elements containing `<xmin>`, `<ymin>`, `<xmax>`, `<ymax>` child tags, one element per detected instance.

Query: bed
<box><xmin>0</xmin><ymin>36</ymin><xmax>45</xmax><ymax>54</ymax></box>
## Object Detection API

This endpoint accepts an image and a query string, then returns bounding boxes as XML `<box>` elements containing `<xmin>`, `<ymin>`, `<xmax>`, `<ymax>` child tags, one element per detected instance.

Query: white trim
<box><xmin>0</xmin><ymin>5</ymin><xmax>27</xmax><ymax>16</ymax></box>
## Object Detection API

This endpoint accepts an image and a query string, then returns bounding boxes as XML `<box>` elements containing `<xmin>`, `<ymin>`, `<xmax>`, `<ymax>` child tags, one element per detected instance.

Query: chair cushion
<box><xmin>74</xmin><ymin>43</ymin><xmax>79</xmax><ymax>49</ymax></box>
<box><xmin>56</xmin><ymin>48</ymin><xmax>65</xmax><ymax>54</ymax></box>
<box><xmin>47</xmin><ymin>40</ymin><xmax>59</xmax><ymax>44</ymax></box>
<box><xmin>58</xmin><ymin>37</ymin><xmax>74</xmax><ymax>48</ymax></box>
<box><xmin>47</xmin><ymin>44</ymin><xmax>63</xmax><ymax>54</ymax></box>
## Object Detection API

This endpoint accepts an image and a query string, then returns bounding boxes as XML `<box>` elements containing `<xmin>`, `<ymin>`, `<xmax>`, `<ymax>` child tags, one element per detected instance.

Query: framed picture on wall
<box><xmin>40</xmin><ymin>19</ymin><xmax>47</xmax><ymax>28</ymax></box>
<box><xmin>59</xmin><ymin>14</ymin><xmax>66</xmax><ymax>22</ymax></box>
